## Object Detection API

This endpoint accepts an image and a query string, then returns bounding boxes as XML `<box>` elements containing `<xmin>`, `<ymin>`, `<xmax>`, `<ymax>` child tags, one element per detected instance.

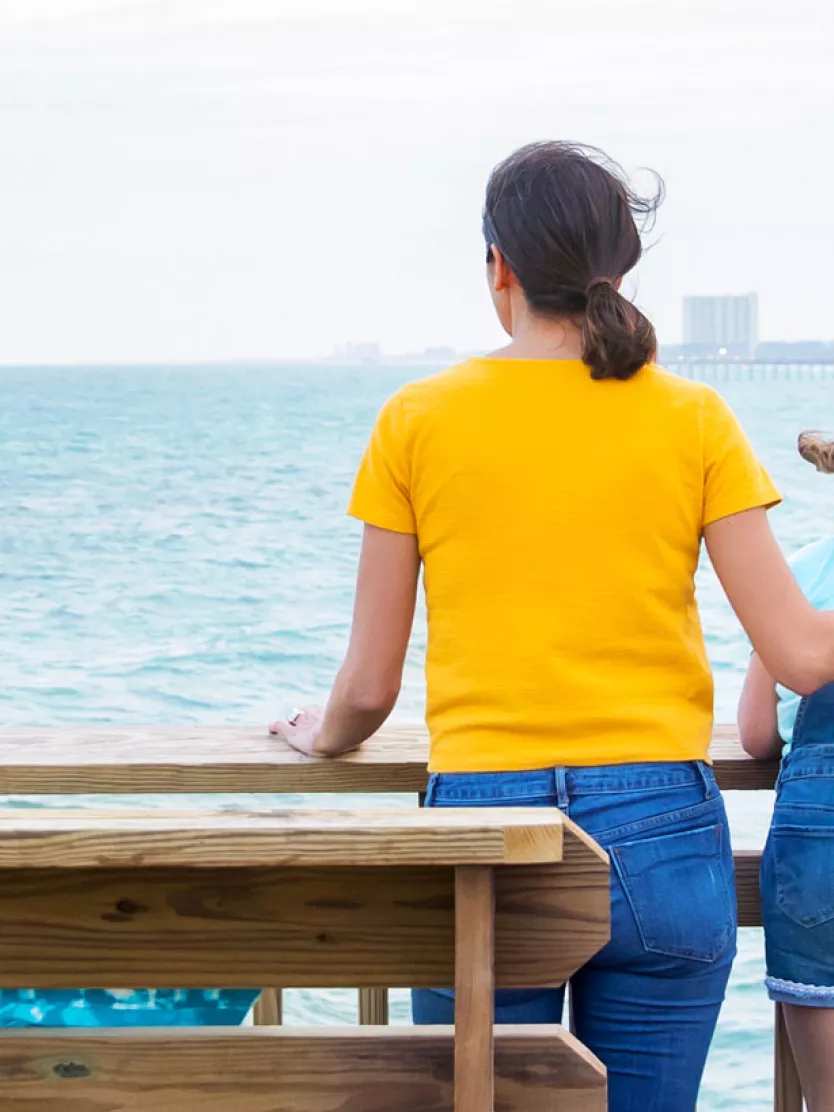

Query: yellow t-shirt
<box><xmin>348</xmin><ymin>359</ymin><xmax>780</xmax><ymax>772</ymax></box>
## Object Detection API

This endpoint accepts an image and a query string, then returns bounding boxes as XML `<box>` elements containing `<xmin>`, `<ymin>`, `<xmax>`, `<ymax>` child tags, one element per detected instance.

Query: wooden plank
<box><xmin>734</xmin><ymin>850</ymin><xmax>762</xmax><ymax>928</ymax></box>
<box><xmin>0</xmin><ymin>808</ymin><xmax>565</xmax><ymax>869</ymax></box>
<box><xmin>774</xmin><ymin>1003</ymin><xmax>803</xmax><ymax>1112</ymax></box>
<box><xmin>252</xmin><ymin>989</ymin><xmax>281</xmax><ymax>1026</ymax></box>
<box><xmin>0</xmin><ymin>1027</ymin><xmax>607</xmax><ymax>1111</ymax></box>
<box><xmin>454</xmin><ymin>866</ymin><xmax>495</xmax><ymax>1112</ymax></box>
<box><xmin>0</xmin><ymin>724</ymin><xmax>777</xmax><ymax>794</ymax></box>
<box><xmin>359</xmin><ymin>989</ymin><xmax>388</xmax><ymax>1025</ymax></box>
<box><xmin>0</xmin><ymin>827</ymin><xmax>608</xmax><ymax>988</ymax></box>
<box><xmin>0</xmin><ymin>725</ymin><xmax>430</xmax><ymax>795</ymax></box>
<box><xmin>711</xmin><ymin>726</ymin><xmax>779</xmax><ymax>791</ymax></box>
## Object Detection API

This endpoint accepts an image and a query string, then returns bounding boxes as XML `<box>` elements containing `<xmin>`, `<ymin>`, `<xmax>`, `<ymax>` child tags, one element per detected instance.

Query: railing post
<box><xmin>356</xmin><ymin>789</ymin><xmax>427</xmax><ymax>1026</ymax></box>
<box><xmin>454</xmin><ymin>864</ymin><xmax>495</xmax><ymax>1112</ymax></box>
<box><xmin>774</xmin><ymin>1003</ymin><xmax>802</xmax><ymax>1112</ymax></box>
<box><xmin>358</xmin><ymin>988</ymin><xmax>389</xmax><ymax>1024</ymax></box>
<box><xmin>253</xmin><ymin>988</ymin><xmax>282</xmax><ymax>1026</ymax></box>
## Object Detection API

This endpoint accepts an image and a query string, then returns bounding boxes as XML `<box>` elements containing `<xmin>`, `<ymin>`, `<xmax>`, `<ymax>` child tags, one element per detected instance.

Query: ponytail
<box><xmin>581</xmin><ymin>280</ymin><xmax>656</xmax><ymax>381</ymax></box>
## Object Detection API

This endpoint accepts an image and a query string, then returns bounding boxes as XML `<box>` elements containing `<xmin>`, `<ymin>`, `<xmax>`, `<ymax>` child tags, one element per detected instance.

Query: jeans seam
<box><xmin>591</xmin><ymin>795</ymin><xmax>724</xmax><ymax>845</ymax></box>
<box><xmin>792</xmin><ymin>697</ymin><xmax>810</xmax><ymax>743</ymax></box>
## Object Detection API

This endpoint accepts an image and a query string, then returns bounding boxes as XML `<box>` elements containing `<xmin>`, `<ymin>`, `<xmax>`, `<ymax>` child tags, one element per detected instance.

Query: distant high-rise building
<box><xmin>332</xmin><ymin>342</ymin><xmax>382</xmax><ymax>364</ymax></box>
<box><xmin>683</xmin><ymin>293</ymin><xmax>758</xmax><ymax>357</ymax></box>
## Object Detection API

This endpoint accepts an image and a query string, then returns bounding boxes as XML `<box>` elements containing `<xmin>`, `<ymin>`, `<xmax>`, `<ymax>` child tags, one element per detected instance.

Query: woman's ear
<box><xmin>489</xmin><ymin>245</ymin><xmax>513</xmax><ymax>293</ymax></box>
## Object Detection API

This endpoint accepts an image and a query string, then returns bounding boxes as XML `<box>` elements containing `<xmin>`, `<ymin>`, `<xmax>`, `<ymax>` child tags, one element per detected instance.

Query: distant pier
<box><xmin>673</xmin><ymin>360</ymin><xmax>834</xmax><ymax>381</ymax></box>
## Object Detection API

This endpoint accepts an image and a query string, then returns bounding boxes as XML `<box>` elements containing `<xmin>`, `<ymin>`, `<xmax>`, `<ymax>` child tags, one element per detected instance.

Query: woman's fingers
<box><xmin>269</xmin><ymin>707</ymin><xmax>307</xmax><ymax>736</ymax></box>
<box><xmin>269</xmin><ymin>708</ymin><xmax>324</xmax><ymax>753</ymax></box>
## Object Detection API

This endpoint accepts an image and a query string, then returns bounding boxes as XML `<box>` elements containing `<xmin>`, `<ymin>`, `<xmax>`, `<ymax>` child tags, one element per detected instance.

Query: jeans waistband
<box><xmin>430</xmin><ymin>761</ymin><xmax>717</xmax><ymax>799</ymax></box>
<box><xmin>779</xmin><ymin>744</ymin><xmax>834</xmax><ymax>782</ymax></box>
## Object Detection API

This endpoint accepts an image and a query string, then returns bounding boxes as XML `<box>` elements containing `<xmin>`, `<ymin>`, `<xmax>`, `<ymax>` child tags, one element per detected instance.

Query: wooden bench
<box><xmin>0</xmin><ymin>804</ymin><xmax>610</xmax><ymax>1111</ymax></box>
<box><xmin>0</xmin><ymin>724</ymin><xmax>800</xmax><ymax>1111</ymax></box>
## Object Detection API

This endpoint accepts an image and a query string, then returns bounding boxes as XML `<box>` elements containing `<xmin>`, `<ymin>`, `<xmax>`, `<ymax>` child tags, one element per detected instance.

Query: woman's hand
<box><xmin>269</xmin><ymin>707</ymin><xmax>325</xmax><ymax>757</ymax></box>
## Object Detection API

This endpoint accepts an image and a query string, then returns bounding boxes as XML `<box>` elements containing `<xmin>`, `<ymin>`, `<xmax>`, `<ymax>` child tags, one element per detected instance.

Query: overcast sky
<box><xmin>0</xmin><ymin>0</ymin><xmax>831</xmax><ymax>362</ymax></box>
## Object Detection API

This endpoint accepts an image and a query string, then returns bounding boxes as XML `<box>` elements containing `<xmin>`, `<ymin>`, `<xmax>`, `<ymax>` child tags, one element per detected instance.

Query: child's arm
<box><xmin>738</xmin><ymin>652</ymin><xmax>782</xmax><ymax>760</ymax></box>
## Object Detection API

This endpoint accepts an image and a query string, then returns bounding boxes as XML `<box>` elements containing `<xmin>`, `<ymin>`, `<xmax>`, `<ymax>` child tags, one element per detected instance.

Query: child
<box><xmin>738</xmin><ymin>429</ymin><xmax>834</xmax><ymax>1112</ymax></box>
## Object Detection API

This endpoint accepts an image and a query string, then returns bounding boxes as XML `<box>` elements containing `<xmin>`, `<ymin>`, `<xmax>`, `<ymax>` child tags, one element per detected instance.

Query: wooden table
<box><xmin>0</xmin><ymin>805</ymin><xmax>610</xmax><ymax>1112</ymax></box>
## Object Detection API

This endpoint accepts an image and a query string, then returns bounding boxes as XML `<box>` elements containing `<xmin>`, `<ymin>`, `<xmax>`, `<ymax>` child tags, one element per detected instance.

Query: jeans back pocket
<box><xmin>772</xmin><ymin>824</ymin><xmax>834</xmax><ymax>928</ymax></box>
<box><xmin>611</xmin><ymin>823</ymin><xmax>736</xmax><ymax>963</ymax></box>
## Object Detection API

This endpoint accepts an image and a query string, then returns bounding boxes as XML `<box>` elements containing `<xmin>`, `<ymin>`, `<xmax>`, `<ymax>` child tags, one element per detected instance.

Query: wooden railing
<box><xmin>0</xmin><ymin>724</ymin><xmax>799</xmax><ymax>1111</ymax></box>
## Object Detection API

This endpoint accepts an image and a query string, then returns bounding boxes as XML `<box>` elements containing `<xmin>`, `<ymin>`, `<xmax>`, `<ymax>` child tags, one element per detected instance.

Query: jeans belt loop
<box><xmin>696</xmin><ymin>760</ymin><xmax>715</xmax><ymax>800</ymax></box>
<box><xmin>553</xmin><ymin>766</ymin><xmax>569</xmax><ymax>812</ymax></box>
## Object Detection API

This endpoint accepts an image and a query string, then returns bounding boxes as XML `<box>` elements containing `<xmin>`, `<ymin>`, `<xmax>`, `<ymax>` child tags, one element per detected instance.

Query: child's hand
<box><xmin>798</xmin><ymin>430</ymin><xmax>834</xmax><ymax>473</ymax></box>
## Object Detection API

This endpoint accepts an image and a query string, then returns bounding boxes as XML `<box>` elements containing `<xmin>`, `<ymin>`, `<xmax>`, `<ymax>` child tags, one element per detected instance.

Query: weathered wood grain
<box><xmin>0</xmin><ymin>832</ymin><xmax>608</xmax><ymax>989</ymax></box>
<box><xmin>0</xmin><ymin>725</ymin><xmax>777</xmax><ymax>794</ymax></box>
<box><xmin>0</xmin><ymin>726</ymin><xmax>430</xmax><ymax>795</ymax></box>
<box><xmin>252</xmin><ymin>988</ymin><xmax>281</xmax><ymax>1026</ymax></box>
<box><xmin>734</xmin><ymin>850</ymin><xmax>763</xmax><ymax>928</ymax></box>
<box><xmin>0</xmin><ymin>1027</ymin><xmax>607</xmax><ymax>1111</ymax></box>
<box><xmin>710</xmin><ymin>726</ymin><xmax>779</xmax><ymax>790</ymax></box>
<box><xmin>0</xmin><ymin>807</ymin><xmax>564</xmax><ymax>869</ymax></box>
<box><xmin>454</xmin><ymin>866</ymin><xmax>495</xmax><ymax>1112</ymax></box>
<box><xmin>358</xmin><ymin>988</ymin><xmax>388</xmax><ymax>1025</ymax></box>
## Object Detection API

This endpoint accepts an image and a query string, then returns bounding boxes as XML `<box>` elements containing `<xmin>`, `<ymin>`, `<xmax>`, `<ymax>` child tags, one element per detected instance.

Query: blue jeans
<box><xmin>413</xmin><ymin>762</ymin><xmax>736</xmax><ymax>1112</ymax></box>
<box><xmin>762</xmin><ymin>682</ymin><xmax>834</xmax><ymax>1006</ymax></box>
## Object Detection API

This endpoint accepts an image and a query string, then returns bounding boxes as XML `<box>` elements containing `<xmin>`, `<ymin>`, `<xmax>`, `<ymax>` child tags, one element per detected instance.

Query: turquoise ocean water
<box><xmin>3</xmin><ymin>363</ymin><xmax>834</xmax><ymax>1107</ymax></box>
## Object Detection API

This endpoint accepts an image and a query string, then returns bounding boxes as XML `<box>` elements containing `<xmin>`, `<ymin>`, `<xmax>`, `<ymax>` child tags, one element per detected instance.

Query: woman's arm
<box><xmin>271</xmin><ymin>524</ymin><xmax>420</xmax><ymax>757</ymax></box>
<box><xmin>704</xmin><ymin>507</ymin><xmax>834</xmax><ymax>695</ymax></box>
<box><xmin>737</xmin><ymin>653</ymin><xmax>782</xmax><ymax>759</ymax></box>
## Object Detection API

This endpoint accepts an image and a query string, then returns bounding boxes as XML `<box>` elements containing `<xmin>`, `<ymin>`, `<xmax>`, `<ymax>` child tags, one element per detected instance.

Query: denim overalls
<box><xmin>762</xmin><ymin>681</ymin><xmax>834</xmax><ymax>1006</ymax></box>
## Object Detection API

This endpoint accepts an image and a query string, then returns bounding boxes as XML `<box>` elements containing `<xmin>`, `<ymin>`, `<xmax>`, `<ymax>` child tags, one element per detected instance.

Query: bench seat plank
<box><xmin>0</xmin><ymin>807</ymin><xmax>566</xmax><ymax>869</ymax></box>
<box><xmin>0</xmin><ymin>1027</ymin><xmax>606</xmax><ymax>1111</ymax></box>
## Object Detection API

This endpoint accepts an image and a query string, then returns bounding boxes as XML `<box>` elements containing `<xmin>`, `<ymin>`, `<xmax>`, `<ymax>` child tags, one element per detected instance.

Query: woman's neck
<box><xmin>487</xmin><ymin>315</ymin><xmax>585</xmax><ymax>361</ymax></box>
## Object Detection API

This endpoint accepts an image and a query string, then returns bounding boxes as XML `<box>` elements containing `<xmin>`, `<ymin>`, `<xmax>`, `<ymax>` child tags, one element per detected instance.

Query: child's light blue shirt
<box><xmin>777</xmin><ymin>535</ymin><xmax>834</xmax><ymax>751</ymax></box>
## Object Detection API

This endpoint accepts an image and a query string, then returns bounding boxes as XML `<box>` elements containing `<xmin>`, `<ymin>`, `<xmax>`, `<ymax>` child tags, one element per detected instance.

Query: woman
<box><xmin>271</xmin><ymin>141</ymin><xmax>834</xmax><ymax>1110</ymax></box>
<box><xmin>739</xmin><ymin>430</ymin><xmax>834</xmax><ymax>1112</ymax></box>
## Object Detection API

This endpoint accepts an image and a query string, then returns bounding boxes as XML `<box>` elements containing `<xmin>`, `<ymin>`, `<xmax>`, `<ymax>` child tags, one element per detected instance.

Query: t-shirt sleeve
<box><xmin>347</xmin><ymin>392</ymin><xmax>417</xmax><ymax>534</ymax></box>
<box><xmin>702</xmin><ymin>389</ymin><xmax>781</xmax><ymax>527</ymax></box>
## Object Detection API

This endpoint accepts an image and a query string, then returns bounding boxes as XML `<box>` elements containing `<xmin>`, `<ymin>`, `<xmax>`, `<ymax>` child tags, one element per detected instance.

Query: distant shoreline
<box><xmin>2</xmin><ymin>355</ymin><xmax>834</xmax><ymax>371</ymax></box>
<box><xmin>0</xmin><ymin>358</ymin><xmax>472</xmax><ymax>371</ymax></box>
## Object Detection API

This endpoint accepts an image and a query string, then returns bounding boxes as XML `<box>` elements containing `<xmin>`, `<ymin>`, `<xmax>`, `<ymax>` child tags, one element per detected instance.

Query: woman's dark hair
<box><xmin>483</xmin><ymin>141</ymin><xmax>663</xmax><ymax>381</ymax></box>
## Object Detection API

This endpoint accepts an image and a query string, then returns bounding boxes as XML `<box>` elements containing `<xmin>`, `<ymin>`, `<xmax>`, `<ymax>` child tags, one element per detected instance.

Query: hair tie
<box><xmin>586</xmin><ymin>277</ymin><xmax>613</xmax><ymax>294</ymax></box>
